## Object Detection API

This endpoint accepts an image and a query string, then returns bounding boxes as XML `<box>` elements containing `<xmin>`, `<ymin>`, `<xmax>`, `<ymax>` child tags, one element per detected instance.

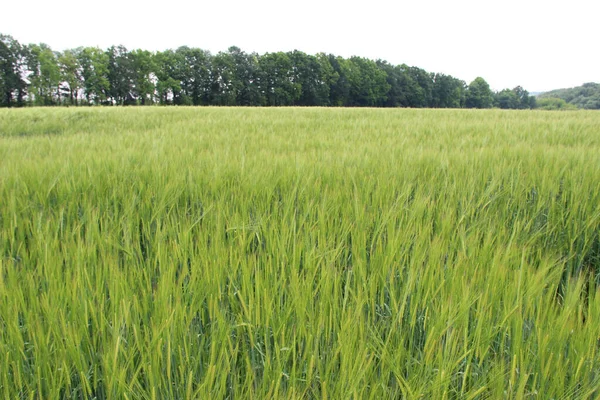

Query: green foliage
<box><xmin>432</xmin><ymin>73</ymin><xmax>466</xmax><ymax>108</ymax></box>
<box><xmin>326</xmin><ymin>55</ymin><xmax>350</xmax><ymax>106</ymax></box>
<box><xmin>106</xmin><ymin>45</ymin><xmax>136</xmax><ymax>105</ymax></box>
<box><xmin>129</xmin><ymin>49</ymin><xmax>156</xmax><ymax>105</ymax></box>
<box><xmin>288</xmin><ymin>50</ymin><xmax>331</xmax><ymax>106</ymax></box>
<box><xmin>77</xmin><ymin>46</ymin><xmax>110</xmax><ymax>104</ymax></box>
<box><xmin>226</xmin><ymin>46</ymin><xmax>264</xmax><ymax>106</ymax></box>
<box><xmin>405</xmin><ymin>66</ymin><xmax>433</xmax><ymax>107</ymax></box>
<box><xmin>536</xmin><ymin>97</ymin><xmax>579</xmax><ymax>110</ymax></box>
<box><xmin>258</xmin><ymin>52</ymin><xmax>301</xmax><ymax>106</ymax></box>
<box><xmin>494</xmin><ymin>86</ymin><xmax>536</xmax><ymax>110</ymax></box>
<box><xmin>154</xmin><ymin>49</ymin><xmax>184</xmax><ymax>105</ymax></box>
<box><xmin>376</xmin><ymin>60</ymin><xmax>407</xmax><ymax>107</ymax></box>
<box><xmin>25</xmin><ymin>43</ymin><xmax>62</xmax><ymax>106</ymax></box>
<box><xmin>1</xmin><ymin>108</ymin><xmax>600</xmax><ymax>398</ymax></box>
<box><xmin>343</xmin><ymin>56</ymin><xmax>390</xmax><ymax>107</ymax></box>
<box><xmin>58</xmin><ymin>49</ymin><xmax>83</xmax><ymax>105</ymax></box>
<box><xmin>539</xmin><ymin>82</ymin><xmax>600</xmax><ymax>110</ymax></box>
<box><xmin>466</xmin><ymin>77</ymin><xmax>494</xmax><ymax>109</ymax></box>
<box><xmin>209</xmin><ymin>50</ymin><xmax>238</xmax><ymax>106</ymax></box>
<box><xmin>2</xmin><ymin>32</ymin><xmax>553</xmax><ymax>110</ymax></box>
<box><xmin>0</xmin><ymin>34</ymin><xmax>27</xmax><ymax>107</ymax></box>
<box><xmin>495</xmin><ymin>88</ymin><xmax>519</xmax><ymax>109</ymax></box>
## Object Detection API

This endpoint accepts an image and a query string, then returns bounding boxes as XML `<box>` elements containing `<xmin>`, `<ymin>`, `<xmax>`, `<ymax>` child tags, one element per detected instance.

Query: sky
<box><xmin>1</xmin><ymin>0</ymin><xmax>598</xmax><ymax>93</ymax></box>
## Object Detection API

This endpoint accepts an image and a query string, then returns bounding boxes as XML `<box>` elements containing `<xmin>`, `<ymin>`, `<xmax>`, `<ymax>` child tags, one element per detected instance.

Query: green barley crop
<box><xmin>1</xmin><ymin>107</ymin><xmax>599</xmax><ymax>399</ymax></box>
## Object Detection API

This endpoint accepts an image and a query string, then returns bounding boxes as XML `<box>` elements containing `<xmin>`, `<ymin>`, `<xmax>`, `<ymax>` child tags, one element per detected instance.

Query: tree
<box><xmin>527</xmin><ymin>95</ymin><xmax>537</xmax><ymax>109</ymax></box>
<box><xmin>327</xmin><ymin>55</ymin><xmax>350</xmax><ymax>106</ymax></box>
<box><xmin>4</xmin><ymin>32</ymin><xmax>547</xmax><ymax>110</ymax></box>
<box><xmin>0</xmin><ymin>34</ymin><xmax>27</xmax><ymax>107</ymax></box>
<box><xmin>25</xmin><ymin>43</ymin><xmax>62</xmax><ymax>105</ymax></box>
<box><xmin>432</xmin><ymin>73</ymin><xmax>465</xmax><ymax>108</ymax></box>
<box><xmin>154</xmin><ymin>50</ymin><xmax>182</xmax><ymax>105</ymax></box>
<box><xmin>406</xmin><ymin>67</ymin><xmax>433</xmax><ymax>107</ymax></box>
<box><xmin>376</xmin><ymin>61</ymin><xmax>408</xmax><ymax>107</ymax></box>
<box><xmin>494</xmin><ymin>88</ymin><xmax>519</xmax><ymax>109</ymax></box>
<box><xmin>536</xmin><ymin>97</ymin><xmax>577</xmax><ymax>110</ymax></box>
<box><xmin>176</xmin><ymin>46</ymin><xmax>211</xmax><ymax>106</ymax></box>
<box><xmin>58</xmin><ymin>49</ymin><xmax>82</xmax><ymax>105</ymax></box>
<box><xmin>386</xmin><ymin>65</ymin><xmax>434</xmax><ymax>108</ymax></box>
<box><xmin>344</xmin><ymin>56</ymin><xmax>390</xmax><ymax>107</ymax></box>
<box><xmin>494</xmin><ymin>86</ymin><xmax>536</xmax><ymax>109</ymax></box>
<box><xmin>228</xmin><ymin>47</ymin><xmax>264</xmax><ymax>106</ymax></box>
<box><xmin>107</xmin><ymin>45</ymin><xmax>135</xmax><ymax>105</ymax></box>
<box><xmin>315</xmin><ymin>53</ymin><xmax>336</xmax><ymax>106</ymax></box>
<box><xmin>512</xmin><ymin>86</ymin><xmax>533</xmax><ymax>109</ymax></box>
<box><xmin>538</xmin><ymin>83</ymin><xmax>600</xmax><ymax>110</ymax></box>
<box><xmin>77</xmin><ymin>47</ymin><xmax>110</xmax><ymax>105</ymax></box>
<box><xmin>130</xmin><ymin>49</ymin><xmax>157</xmax><ymax>105</ymax></box>
<box><xmin>209</xmin><ymin>50</ymin><xmax>237</xmax><ymax>106</ymax></box>
<box><xmin>288</xmin><ymin>50</ymin><xmax>330</xmax><ymax>106</ymax></box>
<box><xmin>258</xmin><ymin>52</ymin><xmax>300</xmax><ymax>106</ymax></box>
<box><xmin>466</xmin><ymin>77</ymin><xmax>493</xmax><ymax>109</ymax></box>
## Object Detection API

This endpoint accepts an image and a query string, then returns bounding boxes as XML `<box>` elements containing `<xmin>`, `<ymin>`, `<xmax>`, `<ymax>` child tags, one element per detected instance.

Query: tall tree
<box><xmin>376</xmin><ymin>61</ymin><xmax>407</xmax><ymax>107</ymax></box>
<box><xmin>209</xmin><ymin>50</ymin><xmax>237</xmax><ymax>106</ymax></box>
<box><xmin>327</xmin><ymin>55</ymin><xmax>350</xmax><ymax>107</ymax></box>
<box><xmin>130</xmin><ymin>49</ymin><xmax>156</xmax><ymax>105</ymax></box>
<box><xmin>315</xmin><ymin>53</ymin><xmax>336</xmax><ymax>106</ymax></box>
<box><xmin>343</xmin><ymin>56</ymin><xmax>390</xmax><ymax>107</ymax></box>
<box><xmin>258</xmin><ymin>52</ymin><xmax>300</xmax><ymax>106</ymax></box>
<box><xmin>405</xmin><ymin>66</ymin><xmax>433</xmax><ymax>108</ymax></box>
<box><xmin>466</xmin><ymin>77</ymin><xmax>493</xmax><ymax>109</ymax></box>
<box><xmin>288</xmin><ymin>50</ymin><xmax>330</xmax><ymax>106</ymax></box>
<box><xmin>25</xmin><ymin>43</ymin><xmax>62</xmax><ymax>105</ymax></box>
<box><xmin>58</xmin><ymin>49</ymin><xmax>82</xmax><ymax>105</ymax></box>
<box><xmin>0</xmin><ymin>34</ymin><xmax>27</xmax><ymax>107</ymax></box>
<box><xmin>494</xmin><ymin>88</ymin><xmax>519</xmax><ymax>109</ymax></box>
<box><xmin>494</xmin><ymin>86</ymin><xmax>536</xmax><ymax>109</ymax></box>
<box><xmin>227</xmin><ymin>46</ymin><xmax>264</xmax><ymax>106</ymax></box>
<box><xmin>512</xmin><ymin>86</ymin><xmax>534</xmax><ymax>109</ymax></box>
<box><xmin>432</xmin><ymin>73</ymin><xmax>465</xmax><ymax>108</ymax></box>
<box><xmin>154</xmin><ymin>50</ymin><xmax>183</xmax><ymax>105</ymax></box>
<box><xmin>107</xmin><ymin>45</ymin><xmax>135</xmax><ymax>105</ymax></box>
<box><xmin>77</xmin><ymin>47</ymin><xmax>110</xmax><ymax>105</ymax></box>
<box><xmin>176</xmin><ymin>46</ymin><xmax>211</xmax><ymax>106</ymax></box>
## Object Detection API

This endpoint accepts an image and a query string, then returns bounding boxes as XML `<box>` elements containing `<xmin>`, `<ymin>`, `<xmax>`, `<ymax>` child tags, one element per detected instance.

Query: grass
<box><xmin>1</xmin><ymin>107</ymin><xmax>600</xmax><ymax>399</ymax></box>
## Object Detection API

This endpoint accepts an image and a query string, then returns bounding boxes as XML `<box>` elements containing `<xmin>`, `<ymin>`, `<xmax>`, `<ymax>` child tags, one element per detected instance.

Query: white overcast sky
<box><xmin>1</xmin><ymin>0</ymin><xmax>598</xmax><ymax>92</ymax></box>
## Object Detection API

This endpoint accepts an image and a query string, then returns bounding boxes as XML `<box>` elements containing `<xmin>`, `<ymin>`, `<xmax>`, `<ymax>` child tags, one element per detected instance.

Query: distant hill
<box><xmin>538</xmin><ymin>83</ymin><xmax>600</xmax><ymax>109</ymax></box>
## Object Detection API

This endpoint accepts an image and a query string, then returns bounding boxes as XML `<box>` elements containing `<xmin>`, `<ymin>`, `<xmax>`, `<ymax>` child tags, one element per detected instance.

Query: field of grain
<box><xmin>1</xmin><ymin>107</ymin><xmax>600</xmax><ymax>399</ymax></box>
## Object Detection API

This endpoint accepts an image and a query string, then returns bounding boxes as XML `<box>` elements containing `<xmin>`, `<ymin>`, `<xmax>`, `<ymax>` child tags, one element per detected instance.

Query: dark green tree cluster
<box><xmin>538</xmin><ymin>83</ymin><xmax>600</xmax><ymax>110</ymax></box>
<box><xmin>1</xmin><ymin>33</ymin><xmax>537</xmax><ymax>109</ymax></box>
<box><xmin>536</xmin><ymin>97</ymin><xmax>578</xmax><ymax>111</ymax></box>
<box><xmin>493</xmin><ymin>86</ymin><xmax>537</xmax><ymax>109</ymax></box>
<box><xmin>0</xmin><ymin>34</ymin><xmax>27</xmax><ymax>107</ymax></box>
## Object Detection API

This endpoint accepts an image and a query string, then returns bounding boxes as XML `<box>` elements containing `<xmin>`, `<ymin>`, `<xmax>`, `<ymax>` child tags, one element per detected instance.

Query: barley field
<box><xmin>1</xmin><ymin>107</ymin><xmax>599</xmax><ymax>399</ymax></box>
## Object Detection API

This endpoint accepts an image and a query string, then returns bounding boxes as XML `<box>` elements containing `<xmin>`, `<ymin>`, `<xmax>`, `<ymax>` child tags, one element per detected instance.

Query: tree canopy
<box><xmin>538</xmin><ymin>83</ymin><xmax>600</xmax><ymax>110</ymax></box>
<box><xmin>0</xmin><ymin>32</ymin><xmax>544</xmax><ymax>109</ymax></box>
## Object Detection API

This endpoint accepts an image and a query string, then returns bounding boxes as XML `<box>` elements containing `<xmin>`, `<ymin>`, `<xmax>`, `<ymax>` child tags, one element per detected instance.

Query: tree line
<box><xmin>1</xmin><ymin>33</ymin><xmax>537</xmax><ymax>109</ymax></box>
<box><xmin>537</xmin><ymin>83</ymin><xmax>600</xmax><ymax>110</ymax></box>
